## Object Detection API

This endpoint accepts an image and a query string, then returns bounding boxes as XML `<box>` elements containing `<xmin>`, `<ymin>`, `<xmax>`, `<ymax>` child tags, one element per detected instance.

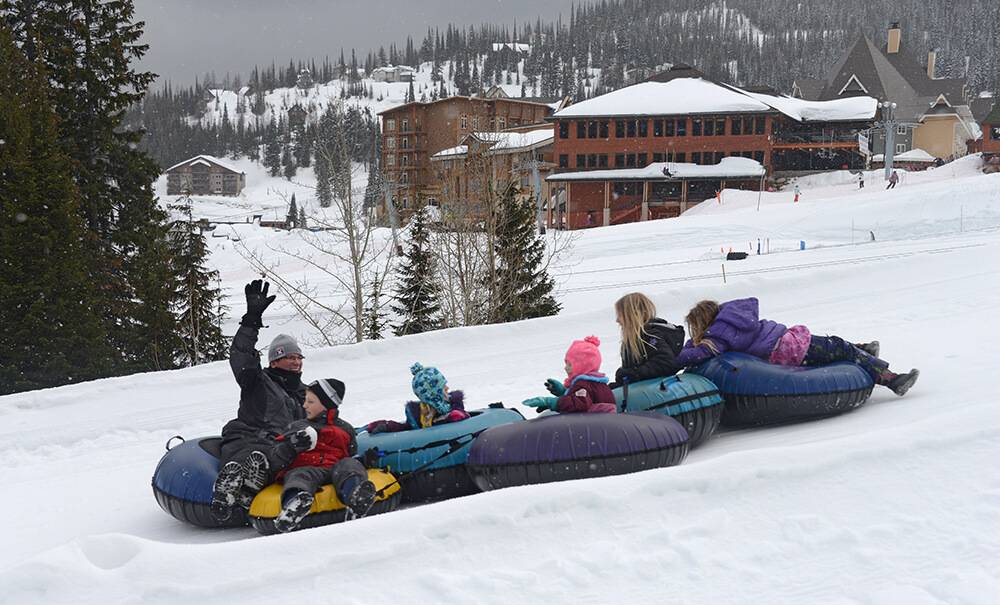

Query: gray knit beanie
<box><xmin>268</xmin><ymin>334</ymin><xmax>303</xmax><ymax>363</ymax></box>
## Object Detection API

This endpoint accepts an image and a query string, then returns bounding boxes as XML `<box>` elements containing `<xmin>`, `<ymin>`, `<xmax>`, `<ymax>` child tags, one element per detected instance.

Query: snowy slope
<box><xmin>3</xmin><ymin>156</ymin><xmax>1000</xmax><ymax>604</ymax></box>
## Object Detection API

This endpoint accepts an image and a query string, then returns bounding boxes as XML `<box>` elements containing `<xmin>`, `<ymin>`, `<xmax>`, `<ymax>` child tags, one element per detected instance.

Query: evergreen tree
<box><xmin>3</xmin><ymin>0</ymin><xmax>183</xmax><ymax>374</ymax></box>
<box><xmin>298</xmin><ymin>206</ymin><xmax>307</xmax><ymax>229</ymax></box>
<box><xmin>492</xmin><ymin>182</ymin><xmax>559</xmax><ymax>323</ymax></box>
<box><xmin>167</xmin><ymin>194</ymin><xmax>227</xmax><ymax>366</ymax></box>
<box><xmin>0</xmin><ymin>24</ymin><xmax>111</xmax><ymax>393</ymax></box>
<box><xmin>264</xmin><ymin>120</ymin><xmax>281</xmax><ymax>176</ymax></box>
<box><xmin>286</xmin><ymin>193</ymin><xmax>298</xmax><ymax>228</ymax></box>
<box><xmin>363</xmin><ymin>276</ymin><xmax>389</xmax><ymax>340</ymax></box>
<box><xmin>392</xmin><ymin>205</ymin><xmax>442</xmax><ymax>336</ymax></box>
<box><xmin>281</xmin><ymin>138</ymin><xmax>296</xmax><ymax>179</ymax></box>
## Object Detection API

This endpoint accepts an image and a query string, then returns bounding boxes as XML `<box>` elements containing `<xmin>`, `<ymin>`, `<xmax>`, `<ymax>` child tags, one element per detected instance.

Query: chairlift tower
<box><xmin>875</xmin><ymin>101</ymin><xmax>899</xmax><ymax>179</ymax></box>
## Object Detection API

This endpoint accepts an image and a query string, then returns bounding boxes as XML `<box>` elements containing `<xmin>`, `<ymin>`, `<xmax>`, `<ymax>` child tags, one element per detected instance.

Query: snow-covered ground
<box><xmin>3</xmin><ymin>155</ymin><xmax>1000</xmax><ymax>604</ymax></box>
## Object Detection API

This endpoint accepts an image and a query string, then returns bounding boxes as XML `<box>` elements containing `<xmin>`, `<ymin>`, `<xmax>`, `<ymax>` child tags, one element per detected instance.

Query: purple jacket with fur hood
<box><xmin>676</xmin><ymin>298</ymin><xmax>787</xmax><ymax>367</ymax></box>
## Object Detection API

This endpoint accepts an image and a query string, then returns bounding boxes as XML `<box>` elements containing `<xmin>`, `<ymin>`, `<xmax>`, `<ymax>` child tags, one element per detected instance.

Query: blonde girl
<box><xmin>612</xmin><ymin>293</ymin><xmax>685</xmax><ymax>386</ymax></box>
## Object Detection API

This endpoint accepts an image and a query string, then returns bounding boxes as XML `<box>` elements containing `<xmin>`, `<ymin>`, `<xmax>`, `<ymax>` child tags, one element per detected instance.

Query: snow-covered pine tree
<box><xmin>286</xmin><ymin>193</ymin><xmax>298</xmax><ymax>228</ymax></box>
<box><xmin>392</xmin><ymin>205</ymin><xmax>442</xmax><ymax>336</ymax></box>
<box><xmin>363</xmin><ymin>275</ymin><xmax>389</xmax><ymax>340</ymax></box>
<box><xmin>167</xmin><ymin>194</ymin><xmax>227</xmax><ymax>367</ymax></box>
<box><xmin>298</xmin><ymin>206</ymin><xmax>307</xmax><ymax>229</ymax></box>
<box><xmin>492</xmin><ymin>182</ymin><xmax>559</xmax><ymax>323</ymax></box>
<box><xmin>282</xmin><ymin>137</ymin><xmax>296</xmax><ymax>179</ymax></box>
<box><xmin>264</xmin><ymin>117</ymin><xmax>281</xmax><ymax>176</ymax></box>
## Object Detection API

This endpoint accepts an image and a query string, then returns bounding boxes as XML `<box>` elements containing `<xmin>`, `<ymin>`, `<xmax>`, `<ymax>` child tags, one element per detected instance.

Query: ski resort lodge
<box><xmin>545</xmin><ymin>65</ymin><xmax>878</xmax><ymax>228</ymax></box>
<box><xmin>165</xmin><ymin>155</ymin><xmax>246</xmax><ymax>197</ymax></box>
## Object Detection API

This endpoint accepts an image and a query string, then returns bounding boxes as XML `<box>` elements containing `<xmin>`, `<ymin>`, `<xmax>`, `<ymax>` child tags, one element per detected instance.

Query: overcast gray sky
<box><xmin>135</xmin><ymin>0</ymin><xmax>581</xmax><ymax>85</ymax></box>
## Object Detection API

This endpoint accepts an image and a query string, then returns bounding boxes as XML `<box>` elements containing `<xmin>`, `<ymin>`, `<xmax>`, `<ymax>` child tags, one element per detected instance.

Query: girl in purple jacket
<box><xmin>677</xmin><ymin>298</ymin><xmax>919</xmax><ymax>396</ymax></box>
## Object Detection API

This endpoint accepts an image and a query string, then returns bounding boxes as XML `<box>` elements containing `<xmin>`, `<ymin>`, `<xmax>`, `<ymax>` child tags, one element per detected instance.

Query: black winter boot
<box><xmin>346</xmin><ymin>480</ymin><xmax>377</xmax><ymax>518</ymax></box>
<box><xmin>274</xmin><ymin>490</ymin><xmax>315</xmax><ymax>533</ymax></box>
<box><xmin>211</xmin><ymin>461</ymin><xmax>245</xmax><ymax>522</ymax></box>
<box><xmin>241</xmin><ymin>450</ymin><xmax>271</xmax><ymax>494</ymax></box>
<box><xmin>887</xmin><ymin>369</ymin><xmax>919</xmax><ymax>396</ymax></box>
<box><xmin>855</xmin><ymin>341</ymin><xmax>880</xmax><ymax>358</ymax></box>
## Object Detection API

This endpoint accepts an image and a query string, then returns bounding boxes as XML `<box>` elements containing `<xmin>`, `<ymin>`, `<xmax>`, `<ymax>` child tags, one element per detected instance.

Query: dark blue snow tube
<box><xmin>465</xmin><ymin>412</ymin><xmax>689</xmax><ymax>491</ymax></box>
<box><xmin>151</xmin><ymin>436</ymin><xmax>247</xmax><ymax>528</ymax></box>
<box><xmin>357</xmin><ymin>406</ymin><xmax>525</xmax><ymax>503</ymax></box>
<box><xmin>612</xmin><ymin>373</ymin><xmax>724</xmax><ymax>447</ymax></box>
<box><xmin>689</xmin><ymin>353</ymin><xmax>875</xmax><ymax>427</ymax></box>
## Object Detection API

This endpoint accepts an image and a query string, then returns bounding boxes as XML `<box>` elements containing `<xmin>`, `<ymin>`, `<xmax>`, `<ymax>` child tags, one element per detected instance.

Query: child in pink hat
<box><xmin>522</xmin><ymin>336</ymin><xmax>617</xmax><ymax>414</ymax></box>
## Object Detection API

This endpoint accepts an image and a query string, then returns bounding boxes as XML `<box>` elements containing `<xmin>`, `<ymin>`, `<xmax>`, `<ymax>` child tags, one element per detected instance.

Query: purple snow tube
<box><xmin>465</xmin><ymin>412</ymin><xmax>689</xmax><ymax>490</ymax></box>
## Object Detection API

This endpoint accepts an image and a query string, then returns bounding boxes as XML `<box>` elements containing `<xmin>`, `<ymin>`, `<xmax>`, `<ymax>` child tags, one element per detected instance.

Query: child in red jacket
<box><xmin>523</xmin><ymin>336</ymin><xmax>617</xmax><ymax>414</ymax></box>
<box><xmin>273</xmin><ymin>378</ymin><xmax>376</xmax><ymax>533</ymax></box>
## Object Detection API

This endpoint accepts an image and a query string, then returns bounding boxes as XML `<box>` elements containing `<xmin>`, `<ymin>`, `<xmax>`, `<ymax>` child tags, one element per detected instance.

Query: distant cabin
<box><xmin>165</xmin><ymin>155</ymin><xmax>246</xmax><ymax>196</ymax></box>
<box><xmin>372</xmin><ymin>65</ymin><xmax>416</xmax><ymax>83</ymax></box>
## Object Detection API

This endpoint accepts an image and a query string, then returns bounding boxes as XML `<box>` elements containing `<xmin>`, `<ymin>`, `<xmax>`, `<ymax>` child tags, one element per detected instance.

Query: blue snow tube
<box><xmin>689</xmin><ymin>352</ymin><xmax>874</xmax><ymax>427</ymax></box>
<box><xmin>151</xmin><ymin>436</ymin><xmax>247</xmax><ymax>528</ymax></box>
<box><xmin>466</xmin><ymin>412</ymin><xmax>689</xmax><ymax>491</ymax></box>
<box><xmin>612</xmin><ymin>373</ymin><xmax>724</xmax><ymax>447</ymax></box>
<box><xmin>357</xmin><ymin>406</ymin><xmax>525</xmax><ymax>503</ymax></box>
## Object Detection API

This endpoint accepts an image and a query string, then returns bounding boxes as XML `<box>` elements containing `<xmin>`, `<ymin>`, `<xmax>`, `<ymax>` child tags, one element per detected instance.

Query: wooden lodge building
<box><xmin>982</xmin><ymin>102</ymin><xmax>1000</xmax><ymax>159</ymax></box>
<box><xmin>546</xmin><ymin>66</ymin><xmax>878</xmax><ymax>228</ymax></box>
<box><xmin>430</xmin><ymin>127</ymin><xmax>555</xmax><ymax>223</ymax></box>
<box><xmin>165</xmin><ymin>155</ymin><xmax>246</xmax><ymax>196</ymax></box>
<box><xmin>377</xmin><ymin>95</ymin><xmax>556</xmax><ymax>222</ymax></box>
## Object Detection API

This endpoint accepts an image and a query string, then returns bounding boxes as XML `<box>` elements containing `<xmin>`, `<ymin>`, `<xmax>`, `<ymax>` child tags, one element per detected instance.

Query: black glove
<box><xmin>361</xmin><ymin>447</ymin><xmax>382</xmax><ymax>469</ymax></box>
<box><xmin>283</xmin><ymin>425</ymin><xmax>318</xmax><ymax>452</ymax></box>
<box><xmin>241</xmin><ymin>279</ymin><xmax>276</xmax><ymax>328</ymax></box>
<box><xmin>615</xmin><ymin>369</ymin><xmax>636</xmax><ymax>384</ymax></box>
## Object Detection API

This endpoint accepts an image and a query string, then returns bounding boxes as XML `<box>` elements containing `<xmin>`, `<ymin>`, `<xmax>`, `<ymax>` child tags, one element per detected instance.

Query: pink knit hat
<box><xmin>565</xmin><ymin>335</ymin><xmax>602</xmax><ymax>379</ymax></box>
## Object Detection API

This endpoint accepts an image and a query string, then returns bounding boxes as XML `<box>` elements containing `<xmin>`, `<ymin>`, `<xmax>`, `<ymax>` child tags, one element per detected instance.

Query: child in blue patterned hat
<box><xmin>365</xmin><ymin>363</ymin><xmax>471</xmax><ymax>433</ymax></box>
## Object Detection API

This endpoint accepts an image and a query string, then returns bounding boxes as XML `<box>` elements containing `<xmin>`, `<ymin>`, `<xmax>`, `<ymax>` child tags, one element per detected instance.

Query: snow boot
<box><xmin>241</xmin><ymin>450</ymin><xmax>271</xmax><ymax>494</ymax></box>
<box><xmin>855</xmin><ymin>341</ymin><xmax>880</xmax><ymax>358</ymax></box>
<box><xmin>887</xmin><ymin>369</ymin><xmax>919</xmax><ymax>396</ymax></box>
<box><xmin>210</xmin><ymin>461</ymin><xmax>245</xmax><ymax>522</ymax></box>
<box><xmin>274</xmin><ymin>490</ymin><xmax>315</xmax><ymax>533</ymax></box>
<box><xmin>346</xmin><ymin>480</ymin><xmax>377</xmax><ymax>518</ymax></box>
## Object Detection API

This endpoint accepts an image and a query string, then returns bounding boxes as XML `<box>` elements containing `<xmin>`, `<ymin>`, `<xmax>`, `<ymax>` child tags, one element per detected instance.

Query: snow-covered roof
<box><xmin>165</xmin><ymin>154</ymin><xmax>244</xmax><ymax>174</ymax></box>
<box><xmin>373</xmin><ymin>64</ymin><xmax>415</xmax><ymax>74</ymax></box>
<box><xmin>432</xmin><ymin>128</ymin><xmax>553</xmax><ymax>159</ymax></box>
<box><xmin>872</xmin><ymin>149</ymin><xmax>937</xmax><ymax>163</ymax></box>
<box><xmin>492</xmin><ymin>42</ymin><xmax>531</xmax><ymax>53</ymax></box>
<box><xmin>551</xmin><ymin>77</ymin><xmax>878</xmax><ymax>123</ymax></box>
<box><xmin>738</xmin><ymin>89</ymin><xmax>879</xmax><ymax>121</ymax></box>
<box><xmin>552</xmin><ymin>79</ymin><xmax>773</xmax><ymax>118</ymax></box>
<box><xmin>547</xmin><ymin>157</ymin><xmax>765</xmax><ymax>181</ymax></box>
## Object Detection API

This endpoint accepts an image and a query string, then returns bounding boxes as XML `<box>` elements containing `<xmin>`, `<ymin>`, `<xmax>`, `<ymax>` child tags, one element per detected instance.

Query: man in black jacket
<box><xmin>211</xmin><ymin>280</ymin><xmax>316</xmax><ymax>522</ymax></box>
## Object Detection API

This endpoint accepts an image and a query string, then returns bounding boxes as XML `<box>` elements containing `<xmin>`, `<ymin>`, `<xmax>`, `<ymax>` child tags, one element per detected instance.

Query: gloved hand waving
<box><xmin>544</xmin><ymin>378</ymin><xmax>566</xmax><ymax>396</ymax></box>
<box><xmin>241</xmin><ymin>279</ymin><xmax>276</xmax><ymax>328</ymax></box>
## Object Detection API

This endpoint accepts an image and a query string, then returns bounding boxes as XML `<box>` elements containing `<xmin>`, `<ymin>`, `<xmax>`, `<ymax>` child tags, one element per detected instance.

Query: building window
<box><xmin>402</xmin><ymin>197</ymin><xmax>409</xmax><ymax>208</ymax></box>
<box><xmin>895</xmin><ymin>143</ymin><xmax>906</xmax><ymax>154</ymax></box>
<box><xmin>587</xmin><ymin>121</ymin><xmax>598</xmax><ymax>138</ymax></box>
<box><xmin>627</xmin><ymin>120</ymin><xmax>637</xmax><ymax>137</ymax></box>
<box><xmin>400</xmin><ymin>173</ymin><xmax>408</xmax><ymax>184</ymax></box>
<box><xmin>638</xmin><ymin>120</ymin><xmax>648</xmax><ymax>137</ymax></box>
<box><xmin>732</xmin><ymin>118</ymin><xmax>742</xmax><ymax>135</ymax></box>
<box><xmin>704</xmin><ymin>119</ymin><xmax>715</xmax><ymax>136</ymax></box>
<box><xmin>675</xmin><ymin>152</ymin><xmax>686</xmax><ymax>162</ymax></box>
<box><xmin>638</xmin><ymin>153</ymin><xmax>648</xmax><ymax>166</ymax></box>
<box><xmin>613</xmin><ymin>182</ymin><xmax>641</xmax><ymax>196</ymax></box>
<box><xmin>991</xmin><ymin>126</ymin><xmax>1000</xmax><ymax>141</ymax></box>
<box><xmin>400</xmin><ymin>137</ymin><xmax>409</xmax><ymax>149</ymax></box>
<box><xmin>387</xmin><ymin>154</ymin><xmax>395</xmax><ymax>166</ymax></box>
<box><xmin>676</xmin><ymin>119</ymin><xmax>687</xmax><ymax>137</ymax></box>
<box><xmin>386</xmin><ymin>118</ymin><xmax>396</xmax><ymax>131</ymax></box>
<box><xmin>754</xmin><ymin>117</ymin><xmax>766</xmax><ymax>135</ymax></box>
<box><xmin>653</xmin><ymin>120</ymin><xmax>664</xmax><ymax>137</ymax></box>
<box><xmin>577</xmin><ymin>121</ymin><xmax>586</xmax><ymax>138</ymax></box>
<box><xmin>715</xmin><ymin>151</ymin><xmax>725</xmax><ymax>163</ymax></box>
<box><xmin>615</xmin><ymin>153</ymin><xmax>626</xmax><ymax>167</ymax></box>
<box><xmin>587</xmin><ymin>154</ymin><xmax>598</xmax><ymax>168</ymax></box>
<box><xmin>559</xmin><ymin>154</ymin><xmax>569</xmax><ymax>168</ymax></box>
<box><xmin>626</xmin><ymin>154</ymin><xmax>637</xmax><ymax>167</ymax></box>
<box><xmin>576</xmin><ymin>154</ymin><xmax>586</xmax><ymax>168</ymax></box>
<box><xmin>753</xmin><ymin>150</ymin><xmax>764</xmax><ymax>163</ymax></box>
<box><xmin>715</xmin><ymin>119</ymin><xmax>726</xmax><ymax>136</ymax></box>
<box><xmin>665</xmin><ymin>120</ymin><xmax>675</xmax><ymax>137</ymax></box>
<box><xmin>559</xmin><ymin>122</ymin><xmax>569</xmax><ymax>139</ymax></box>
<box><xmin>692</xmin><ymin>119</ymin><xmax>703</xmax><ymax>136</ymax></box>
<box><xmin>691</xmin><ymin>152</ymin><xmax>702</xmax><ymax>164</ymax></box>
<box><xmin>387</xmin><ymin>137</ymin><xmax>396</xmax><ymax>149</ymax></box>
<box><xmin>598</xmin><ymin>154</ymin><xmax>608</xmax><ymax>168</ymax></box>
<box><xmin>653</xmin><ymin>152</ymin><xmax>664</xmax><ymax>163</ymax></box>
<box><xmin>497</xmin><ymin>116</ymin><xmax>505</xmax><ymax>129</ymax></box>
<box><xmin>401</xmin><ymin>118</ymin><xmax>409</xmax><ymax>131</ymax></box>
<box><xmin>896</xmin><ymin>125</ymin><xmax>907</xmax><ymax>135</ymax></box>
<box><xmin>400</xmin><ymin>155</ymin><xmax>409</xmax><ymax>166</ymax></box>
<box><xmin>615</xmin><ymin>120</ymin><xmax>625</xmax><ymax>138</ymax></box>
<box><xmin>599</xmin><ymin>121</ymin><xmax>609</xmax><ymax>138</ymax></box>
<box><xmin>460</xmin><ymin>114</ymin><xmax>468</xmax><ymax>129</ymax></box>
